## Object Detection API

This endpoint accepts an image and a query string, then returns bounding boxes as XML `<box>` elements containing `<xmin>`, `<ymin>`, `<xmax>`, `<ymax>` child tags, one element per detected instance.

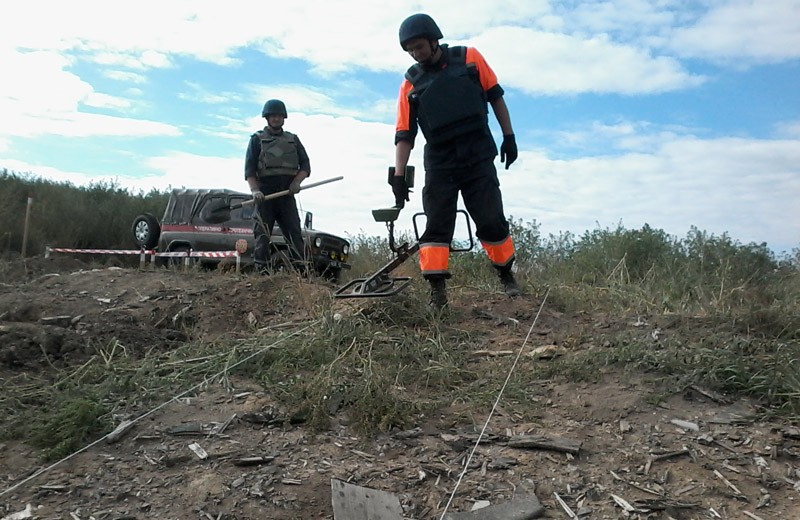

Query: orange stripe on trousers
<box><xmin>481</xmin><ymin>236</ymin><xmax>515</xmax><ymax>266</ymax></box>
<box><xmin>419</xmin><ymin>245</ymin><xmax>450</xmax><ymax>275</ymax></box>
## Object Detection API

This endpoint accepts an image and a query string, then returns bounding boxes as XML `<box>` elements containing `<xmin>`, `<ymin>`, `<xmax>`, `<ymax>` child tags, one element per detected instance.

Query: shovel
<box><xmin>205</xmin><ymin>176</ymin><xmax>343</xmax><ymax>223</ymax></box>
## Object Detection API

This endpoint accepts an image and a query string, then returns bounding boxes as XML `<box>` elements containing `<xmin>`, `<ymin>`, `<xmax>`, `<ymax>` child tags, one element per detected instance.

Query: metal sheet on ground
<box><xmin>331</xmin><ymin>479</ymin><xmax>403</xmax><ymax>520</ymax></box>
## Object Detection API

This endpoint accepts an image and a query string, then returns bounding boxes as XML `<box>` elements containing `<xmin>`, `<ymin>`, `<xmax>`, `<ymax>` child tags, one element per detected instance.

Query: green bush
<box><xmin>0</xmin><ymin>169</ymin><xmax>169</xmax><ymax>256</ymax></box>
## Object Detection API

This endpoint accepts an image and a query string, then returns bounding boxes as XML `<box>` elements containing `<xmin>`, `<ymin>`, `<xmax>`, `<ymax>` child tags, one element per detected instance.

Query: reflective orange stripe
<box><xmin>395</xmin><ymin>80</ymin><xmax>413</xmax><ymax>133</ymax></box>
<box><xmin>465</xmin><ymin>47</ymin><xmax>498</xmax><ymax>91</ymax></box>
<box><xmin>481</xmin><ymin>236</ymin><xmax>515</xmax><ymax>267</ymax></box>
<box><xmin>419</xmin><ymin>244</ymin><xmax>449</xmax><ymax>275</ymax></box>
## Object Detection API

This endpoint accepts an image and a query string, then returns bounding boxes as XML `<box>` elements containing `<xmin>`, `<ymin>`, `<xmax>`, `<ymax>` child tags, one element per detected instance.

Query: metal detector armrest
<box><xmin>372</xmin><ymin>207</ymin><xmax>401</xmax><ymax>223</ymax></box>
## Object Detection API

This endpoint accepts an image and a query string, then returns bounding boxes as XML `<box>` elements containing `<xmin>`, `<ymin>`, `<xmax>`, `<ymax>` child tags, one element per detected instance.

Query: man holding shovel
<box><xmin>245</xmin><ymin>99</ymin><xmax>310</xmax><ymax>273</ymax></box>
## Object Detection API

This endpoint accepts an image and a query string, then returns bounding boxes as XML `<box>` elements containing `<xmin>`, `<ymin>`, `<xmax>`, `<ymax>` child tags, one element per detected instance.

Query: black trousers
<box><xmin>420</xmin><ymin>159</ymin><xmax>510</xmax><ymax>246</ymax></box>
<box><xmin>253</xmin><ymin>176</ymin><xmax>304</xmax><ymax>266</ymax></box>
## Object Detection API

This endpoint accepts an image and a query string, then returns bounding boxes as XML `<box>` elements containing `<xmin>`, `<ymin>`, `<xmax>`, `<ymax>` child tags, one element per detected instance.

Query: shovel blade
<box><xmin>202</xmin><ymin>199</ymin><xmax>242</xmax><ymax>224</ymax></box>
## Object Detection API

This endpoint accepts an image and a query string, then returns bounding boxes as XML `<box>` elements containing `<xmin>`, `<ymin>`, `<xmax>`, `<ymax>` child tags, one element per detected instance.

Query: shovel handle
<box><xmin>235</xmin><ymin>175</ymin><xmax>344</xmax><ymax>209</ymax></box>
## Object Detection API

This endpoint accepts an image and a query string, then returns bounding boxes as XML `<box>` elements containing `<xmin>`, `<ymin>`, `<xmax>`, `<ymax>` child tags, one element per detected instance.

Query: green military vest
<box><xmin>256</xmin><ymin>128</ymin><xmax>300</xmax><ymax>177</ymax></box>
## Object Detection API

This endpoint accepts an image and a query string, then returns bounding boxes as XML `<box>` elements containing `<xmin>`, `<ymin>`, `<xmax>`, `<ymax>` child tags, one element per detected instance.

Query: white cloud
<box><xmin>669</xmin><ymin>0</ymin><xmax>800</xmax><ymax>63</ymax></box>
<box><xmin>0</xmin><ymin>49</ymin><xmax>177</xmax><ymax>139</ymax></box>
<box><xmin>775</xmin><ymin>120</ymin><xmax>800</xmax><ymax>138</ymax></box>
<box><xmin>103</xmin><ymin>70</ymin><xmax>148</xmax><ymax>84</ymax></box>
<box><xmin>246</xmin><ymin>84</ymin><xmax>393</xmax><ymax>121</ymax></box>
<box><xmin>179</xmin><ymin>82</ymin><xmax>242</xmax><ymax>105</ymax></box>
<box><xmin>0</xmin><ymin>102</ymin><xmax>179</xmax><ymax>139</ymax></box>
<box><xmin>501</xmin><ymin>135</ymin><xmax>800</xmax><ymax>252</ymax></box>
<box><xmin>472</xmin><ymin>27</ymin><xmax>705</xmax><ymax>95</ymax></box>
<box><xmin>0</xmin><ymin>50</ymin><xmax>87</xmax><ymax>114</ymax></box>
<box><xmin>86</xmin><ymin>50</ymin><xmax>173</xmax><ymax>70</ymax></box>
<box><xmin>565</xmin><ymin>0</ymin><xmax>677</xmax><ymax>37</ymax></box>
<box><xmin>83</xmin><ymin>92</ymin><xmax>133</xmax><ymax>110</ymax></box>
<box><xmin>3</xmin><ymin>1</ymin><xmax>794</xmax><ymax>104</ymax></box>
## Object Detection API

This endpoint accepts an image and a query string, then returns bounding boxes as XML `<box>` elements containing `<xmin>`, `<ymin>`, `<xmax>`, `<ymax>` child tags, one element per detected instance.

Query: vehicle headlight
<box><xmin>342</xmin><ymin>244</ymin><xmax>349</xmax><ymax>255</ymax></box>
<box><xmin>314</xmin><ymin>237</ymin><xmax>322</xmax><ymax>248</ymax></box>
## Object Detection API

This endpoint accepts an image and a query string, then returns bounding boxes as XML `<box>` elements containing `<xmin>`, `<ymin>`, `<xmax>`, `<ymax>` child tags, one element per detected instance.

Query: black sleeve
<box><xmin>486</xmin><ymin>84</ymin><xmax>505</xmax><ymax>103</ymax></box>
<box><xmin>244</xmin><ymin>134</ymin><xmax>260</xmax><ymax>180</ymax></box>
<box><xmin>394</xmin><ymin>130</ymin><xmax>417</xmax><ymax>147</ymax></box>
<box><xmin>294</xmin><ymin>135</ymin><xmax>311</xmax><ymax>175</ymax></box>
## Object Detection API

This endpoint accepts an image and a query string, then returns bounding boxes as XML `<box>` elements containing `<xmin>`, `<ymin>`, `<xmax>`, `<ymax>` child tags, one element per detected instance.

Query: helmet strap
<box><xmin>423</xmin><ymin>40</ymin><xmax>441</xmax><ymax>65</ymax></box>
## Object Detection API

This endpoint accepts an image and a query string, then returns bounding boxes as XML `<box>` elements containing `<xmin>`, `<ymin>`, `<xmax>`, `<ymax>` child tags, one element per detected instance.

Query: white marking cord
<box><xmin>438</xmin><ymin>287</ymin><xmax>550</xmax><ymax>519</ymax></box>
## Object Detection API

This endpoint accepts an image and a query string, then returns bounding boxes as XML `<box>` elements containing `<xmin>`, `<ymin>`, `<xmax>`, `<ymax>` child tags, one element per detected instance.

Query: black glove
<box><xmin>390</xmin><ymin>175</ymin><xmax>410</xmax><ymax>209</ymax></box>
<box><xmin>500</xmin><ymin>134</ymin><xmax>518</xmax><ymax>170</ymax></box>
<box><xmin>288</xmin><ymin>180</ymin><xmax>302</xmax><ymax>195</ymax></box>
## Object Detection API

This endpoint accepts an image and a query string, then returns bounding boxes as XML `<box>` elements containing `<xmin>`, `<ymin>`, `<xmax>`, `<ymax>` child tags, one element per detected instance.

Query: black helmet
<box><xmin>261</xmin><ymin>99</ymin><xmax>287</xmax><ymax>118</ymax></box>
<box><xmin>399</xmin><ymin>13</ymin><xmax>443</xmax><ymax>49</ymax></box>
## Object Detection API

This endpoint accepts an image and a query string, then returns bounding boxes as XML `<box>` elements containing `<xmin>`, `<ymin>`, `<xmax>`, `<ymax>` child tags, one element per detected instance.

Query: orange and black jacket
<box><xmin>394</xmin><ymin>44</ymin><xmax>505</xmax><ymax>170</ymax></box>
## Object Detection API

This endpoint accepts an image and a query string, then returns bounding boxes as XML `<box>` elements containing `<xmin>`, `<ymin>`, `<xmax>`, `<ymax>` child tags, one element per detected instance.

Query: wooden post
<box><xmin>21</xmin><ymin>196</ymin><xmax>33</xmax><ymax>257</ymax></box>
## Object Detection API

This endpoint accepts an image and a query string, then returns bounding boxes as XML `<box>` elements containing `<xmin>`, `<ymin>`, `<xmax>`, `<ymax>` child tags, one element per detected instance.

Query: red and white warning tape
<box><xmin>46</xmin><ymin>247</ymin><xmax>239</xmax><ymax>258</ymax></box>
<box><xmin>45</xmin><ymin>246</ymin><xmax>243</xmax><ymax>272</ymax></box>
<box><xmin>155</xmin><ymin>250</ymin><xmax>239</xmax><ymax>258</ymax></box>
<box><xmin>47</xmin><ymin>247</ymin><xmax>156</xmax><ymax>255</ymax></box>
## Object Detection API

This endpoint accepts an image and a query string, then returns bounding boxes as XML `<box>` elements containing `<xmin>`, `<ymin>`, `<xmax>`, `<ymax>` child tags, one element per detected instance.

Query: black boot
<box><xmin>429</xmin><ymin>277</ymin><xmax>448</xmax><ymax>310</ymax></box>
<box><xmin>499</xmin><ymin>268</ymin><xmax>522</xmax><ymax>297</ymax></box>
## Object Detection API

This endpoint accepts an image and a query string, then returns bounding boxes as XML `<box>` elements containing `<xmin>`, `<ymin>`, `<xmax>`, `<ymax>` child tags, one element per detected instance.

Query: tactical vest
<box><xmin>256</xmin><ymin>129</ymin><xmax>300</xmax><ymax>177</ymax></box>
<box><xmin>405</xmin><ymin>45</ymin><xmax>488</xmax><ymax>145</ymax></box>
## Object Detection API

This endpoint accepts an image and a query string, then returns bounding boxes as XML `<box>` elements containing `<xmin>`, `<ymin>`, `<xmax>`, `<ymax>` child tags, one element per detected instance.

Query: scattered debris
<box><xmin>210</xmin><ymin>414</ymin><xmax>237</xmax><ymax>435</ymax></box>
<box><xmin>166</xmin><ymin>423</ymin><xmax>211</xmax><ymax>436</ymax></box>
<box><xmin>526</xmin><ymin>344</ymin><xmax>566</xmax><ymax>359</ymax></box>
<box><xmin>38</xmin><ymin>315</ymin><xmax>73</xmax><ymax>327</ymax></box>
<box><xmin>611</xmin><ymin>493</ymin><xmax>638</xmax><ymax>513</ymax></box>
<box><xmin>444</xmin><ymin>492</ymin><xmax>545</xmax><ymax>520</ymax></box>
<box><xmin>240</xmin><ymin>410</ymin><xmax>283</xmax><ymax>427</ymax></box>
<box><xmin>686</xmin><ymin>385</ymin><xmax>730</xmax><ymax>404</ymax></box>
<box><xmin>471</xmin><ymin>350</ymin><xmax>513</xmax><ymax>357</ymax></box>
<box><xmin>782</xmin><ymin>427</ymin><xmax>800</xmax><ymax>440</ymax></box>
<box><xmin>232</xmin><ymin>455</ymin><xmax>275</xmax><ymax>467</ymax></box>
<box><xmin>188</xmin><ymin>442</ymin><xmax>208</xmax><ymax>459</ymax></box>
<box><xmin>713</xmin><ymin>469</ymin><xmax>748</xmax><ymax>501</ymax></box>
<box><xmin>670</xmin><ymin>419</ymin><xmax>700</xmax><ymax>432</ymax></box>
<box><xmin>0</xmin><ymin>504</ymin><xmax>34</xmax><ymax>520</ymax></box>
<box><xmin>552</xmin><ymin>492</ymin><xmax>577</xmax><ymax>518</ymax></box>
<box><xmin>38</xmin><ymin>485</ymin><xmax>68</xmax><ymax>492</ymax></box>
<box><xmin>506</xmin><ymin>434</ymin><xmax>582</xmax><ymax>455</ymax></box>
<box><xmin>106</xmin><ymin>419</ymin><xmax>136</xmax><ymax>444</ymax></box>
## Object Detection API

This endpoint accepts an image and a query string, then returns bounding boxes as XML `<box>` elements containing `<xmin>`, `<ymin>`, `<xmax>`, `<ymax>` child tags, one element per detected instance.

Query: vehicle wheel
<box><xmin>132</xmin><ymin>213</ymin><xmax>160</xmax><ymax>249</ymax></box>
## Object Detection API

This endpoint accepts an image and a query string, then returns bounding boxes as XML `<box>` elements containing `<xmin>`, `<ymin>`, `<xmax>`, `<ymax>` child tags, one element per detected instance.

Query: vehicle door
<box><xmin>190</xmin><ymin>194</ymin><xmax>248</xmax><ymax>252</ymax></box>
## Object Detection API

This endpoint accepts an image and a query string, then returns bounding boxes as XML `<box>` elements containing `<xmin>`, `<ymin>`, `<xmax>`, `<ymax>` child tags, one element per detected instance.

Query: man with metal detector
<box><xmin>391</xmin><ymin>13</ymin><xmax>522</xmax><ymax>309</ymax></box>
<box><xmin>245</xmin><ymin>99</ymin><xmax>310</xmax><ymax>273</ymax></box>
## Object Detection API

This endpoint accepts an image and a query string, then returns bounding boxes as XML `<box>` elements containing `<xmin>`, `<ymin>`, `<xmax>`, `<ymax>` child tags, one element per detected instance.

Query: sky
<box><xmin>1</xmin><ymin>0</ymin><xmax>799</xmax><ymax>256</ymax></box>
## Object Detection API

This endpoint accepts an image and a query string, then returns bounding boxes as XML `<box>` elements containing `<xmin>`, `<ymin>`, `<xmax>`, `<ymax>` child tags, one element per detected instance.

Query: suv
<box><xmin>131</xmin><ymin>188</ymin><xmax>350</xmax><ymax>280</ymax></box>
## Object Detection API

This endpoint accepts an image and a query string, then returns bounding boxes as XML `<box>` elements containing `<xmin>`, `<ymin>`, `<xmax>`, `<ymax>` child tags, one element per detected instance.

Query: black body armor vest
<box><xmin>405</xmin><ymin>45</ymin><xmax>488</xmax><ymax>145</ymax></box>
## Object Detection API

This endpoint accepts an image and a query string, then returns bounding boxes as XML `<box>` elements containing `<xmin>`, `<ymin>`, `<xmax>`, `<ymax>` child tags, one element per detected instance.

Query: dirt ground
<box><xmin>0</xmin><ymin>255</ymin><xmax>798</xmax><ymax>520</ymax></box>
